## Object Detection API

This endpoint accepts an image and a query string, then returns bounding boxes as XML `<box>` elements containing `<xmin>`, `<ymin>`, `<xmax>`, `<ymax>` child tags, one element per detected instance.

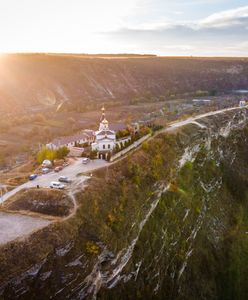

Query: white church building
<box><xmin>91</xmin><ymin>106</ymin><xmax>116</xmax><ymax>157</ymax></box>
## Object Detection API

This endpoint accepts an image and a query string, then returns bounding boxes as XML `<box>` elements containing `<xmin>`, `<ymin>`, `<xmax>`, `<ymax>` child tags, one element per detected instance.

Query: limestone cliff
<box><xmin>1</xmin><ymin>108</ymin><xmax>248</xmax><ymax>299</ymax></box>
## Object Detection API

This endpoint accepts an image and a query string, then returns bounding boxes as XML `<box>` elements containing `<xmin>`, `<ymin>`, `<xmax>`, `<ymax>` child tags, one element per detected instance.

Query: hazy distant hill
<box><xmin>0</xmin><ymin>54</ymin><xmax>247</xmax><ymax>113</ymax></box>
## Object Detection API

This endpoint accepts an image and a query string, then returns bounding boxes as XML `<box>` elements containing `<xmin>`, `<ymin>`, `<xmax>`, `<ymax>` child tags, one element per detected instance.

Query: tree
<box><xmin>56</xmin><ymin>146</ymin><xmax>69</xmax><ymax>159</ymax></box>
<box><xmin>89</xmin><ymin>150</ymin><xmax>97</xmax><ymax>159</ymax></box>
<box><xmin>114</xmin><ymin>143</ymin><xmax>120</xmax><ymax>153</ymax></box>
<box><xmin>106</xmin><ymin>152</ymin><xmax>112</xmax><ymax>161</ymax></box>
<box><xmin>116</xmin><ymin>129</ymin><xmax>130</xmax><ymax>139</ymax></box>
<box><xmin>36</xmin><ymin>146</ymin><xmax>56</xmax><ymax>164</ymax></box>
<box><xmin>209</xmin><ymin>89</ymin><xmax>217</xmax><ymax>96</ymax></box>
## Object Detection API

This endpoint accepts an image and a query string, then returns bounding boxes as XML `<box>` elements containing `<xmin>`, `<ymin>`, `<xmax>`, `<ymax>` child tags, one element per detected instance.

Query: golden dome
<box><xmin>102</xmin><ymin>118</ymin><xmax>108</xmax><ymax>124</ymax></box>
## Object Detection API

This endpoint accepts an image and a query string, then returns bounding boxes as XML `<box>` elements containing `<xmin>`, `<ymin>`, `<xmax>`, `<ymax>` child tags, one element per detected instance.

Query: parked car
<box><xmin>54</xmin><ymin>166</ymin><xmax>63</xmax><ymax>172</ymax></box>
<box><xmin>50</xmin><ymin>181</ymin><xmax>65</xmax><ymax>189</ymax></box>
<box><xmin>58</xmin><ymin>176</ymin><xmax>72</xmax><ymax>183</ymax></box>
<box><xmin>42</xmin><ymin>168</ymin><xmax>50</xmax><ymax>174</ymax></box>
<box><xmin>29</xmin><ymin>174</ymin><xmax>38</xmax><ymax>180</ymax></box>
<box><xmin>82</xmin><ymin>158</ymin><xmax>90</xmax><ymax>164</ymax></box>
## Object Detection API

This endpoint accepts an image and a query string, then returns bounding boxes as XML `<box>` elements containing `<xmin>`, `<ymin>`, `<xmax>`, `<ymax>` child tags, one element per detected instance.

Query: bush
<box><xmin>116</xmin><ymin>129</ymin><xmax>130</xmax><ymax>139</ymax></box>
<box><xmin>195</xmin><ymin>90</ymin><xmax>209</xmax><ymax>97</ymax></box>
<box><xmin>85</xmin><ymin>241</ymin><xmax>100</xmax><ymax>256</ymax></box>
<box><xmin>56</xmin><ymin>146</ymin><xmax>69</xmax><ymax>159</ymax></box>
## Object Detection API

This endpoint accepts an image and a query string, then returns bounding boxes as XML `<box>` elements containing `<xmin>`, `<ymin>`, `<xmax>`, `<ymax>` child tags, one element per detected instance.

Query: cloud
<box><xmin>104</xmin><ymin>5</ymin><xmax>248</xmax><ymax>56</ymax></box>
<box><xmin>115</xmin><ymin>5</ymin><xmax>248</xmax><ymax>31</ymax></box>
<box><xmin>199</xmin><ymin>5</ymin><xmax>248</xmax><ymax>28</ymax></box>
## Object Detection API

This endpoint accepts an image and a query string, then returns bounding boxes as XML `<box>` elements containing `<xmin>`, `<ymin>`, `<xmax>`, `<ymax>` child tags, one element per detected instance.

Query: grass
<box><xmin>3</xmin><ymin>188</ymin><xmax>73</xmax><ymax>217</ymax></box>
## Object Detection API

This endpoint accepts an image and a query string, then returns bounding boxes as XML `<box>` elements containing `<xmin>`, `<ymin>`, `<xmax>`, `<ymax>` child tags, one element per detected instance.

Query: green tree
<box><xmin>114</xmin><ymin>143</ymin><xmax>120</xmax><ymax>153</ymax></box>
<box><xmin>106</xmin><ymin>152</ymin><xmax>112</xmax><ymax>161</ymax></box>
<box><xmin>56</xmin><ymin>146</ymin><xmax>69</xmax><ymax>159</ymax></box>
<box><xmin>89</xmin><ymin>150</ymin><xmax>97</xmax><ymax>159</ymax></box>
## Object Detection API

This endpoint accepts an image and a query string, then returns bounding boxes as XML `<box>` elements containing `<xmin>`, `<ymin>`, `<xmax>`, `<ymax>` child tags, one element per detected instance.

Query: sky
<box><xmin>0</xmin><ymin>0</ymin><xmax>247</xmax><ymax>56</ymax></box>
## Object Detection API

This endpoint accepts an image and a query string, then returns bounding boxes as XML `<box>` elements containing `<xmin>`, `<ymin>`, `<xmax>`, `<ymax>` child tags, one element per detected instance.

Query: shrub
<box><xmin>56</xmin><ymin>146</ymin><xmax>69</xmax><ymax>159</ymax></box>
<box><xmin>85</xmin><ymin>241</ymin><xmax>100</xmax><ymax>256</ymax></box>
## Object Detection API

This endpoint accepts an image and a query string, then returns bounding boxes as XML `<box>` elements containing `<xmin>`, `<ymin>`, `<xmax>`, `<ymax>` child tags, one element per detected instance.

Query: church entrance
<box><xmin>99</xmin><ymin>153</ymin><xmax>106</xmax><ymax>160</ymax></box>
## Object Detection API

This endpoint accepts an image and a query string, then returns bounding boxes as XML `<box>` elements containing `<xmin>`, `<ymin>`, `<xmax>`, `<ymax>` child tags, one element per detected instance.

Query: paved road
<box><xmin>167</xmin><ymin>106</ymin><xmax>244</xmax><ymax>131</ymax></box>
<box><xmin>1</xmin><ymin>159</ymin><xmax>108</xmax><ymax>204</ymax></box>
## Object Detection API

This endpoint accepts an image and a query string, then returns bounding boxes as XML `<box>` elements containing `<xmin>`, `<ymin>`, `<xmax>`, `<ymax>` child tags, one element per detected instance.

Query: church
<box><xmin>91</xmin><ymin>106</ymin><xmax>116</xmax><ymax>158</ymax></box>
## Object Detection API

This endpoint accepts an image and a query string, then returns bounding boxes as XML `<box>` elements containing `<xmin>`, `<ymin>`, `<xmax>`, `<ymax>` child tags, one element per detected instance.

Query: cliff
<box><xmin>1</xmin><ymin>108</ymin><xmax>248</xmax><ymax>299</ymax></box>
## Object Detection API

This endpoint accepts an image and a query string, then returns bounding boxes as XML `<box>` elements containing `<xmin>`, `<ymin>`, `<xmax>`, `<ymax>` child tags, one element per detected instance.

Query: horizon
<box><xmin>0</xmin><ymin>0</ymin><xmax>247</xmax><ymax>56</ymax></box>
<box><xmin>1</xmin><ymin>52</ymin><xmax>248</xmax><ymax>59</ymax></box>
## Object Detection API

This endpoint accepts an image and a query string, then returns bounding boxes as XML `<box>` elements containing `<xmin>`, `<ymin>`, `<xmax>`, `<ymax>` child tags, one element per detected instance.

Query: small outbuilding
<box><xmin>42</xmin><ymin>159</ymin><xmax>53</xmax><ymax>168</ymax></box>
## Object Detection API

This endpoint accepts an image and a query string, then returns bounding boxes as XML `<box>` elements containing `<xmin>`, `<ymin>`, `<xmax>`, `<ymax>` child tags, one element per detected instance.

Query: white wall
<box><xmin>91</xmin><ymin>140</ymin><xmax>115</xmax><ymax>151</ymax></box>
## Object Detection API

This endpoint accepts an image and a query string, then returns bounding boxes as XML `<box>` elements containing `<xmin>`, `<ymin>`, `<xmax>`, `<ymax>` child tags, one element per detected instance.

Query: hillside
<box><xmin>1</xmin><ymin>108</ymin><xmax>248</xmax><ymax>299</ymax></box>
<box><xmin>0</xmin><ymin>54</ymin><xmax>248</xmax><ymax>114</ymax></box>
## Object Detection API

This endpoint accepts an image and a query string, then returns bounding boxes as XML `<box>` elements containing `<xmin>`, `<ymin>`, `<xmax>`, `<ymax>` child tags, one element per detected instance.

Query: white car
<box><xmin>82</xmin><ymin>158</ymin><xmax>90</xmax><ymax>164</ymax></box>
<box><xmin>42</xmin><ymin>168</ymin><xmax>50</xmax><ymax>174</ymax></box>
<box><xmin>58</xmin><ymin>176</ymin><xmax>72</xmax><ymax>183</ymax></box>
<box><xmin>50</xmin><ymin>181</ymin><xmax>65</xmax><ymax>189</ymax></box>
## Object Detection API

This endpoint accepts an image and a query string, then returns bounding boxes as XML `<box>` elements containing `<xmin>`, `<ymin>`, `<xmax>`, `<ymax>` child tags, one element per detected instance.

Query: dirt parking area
<box><xmin>0</xmin><ymin>212</ymin><xmax>51</xmax><ymax>245</ymax></box>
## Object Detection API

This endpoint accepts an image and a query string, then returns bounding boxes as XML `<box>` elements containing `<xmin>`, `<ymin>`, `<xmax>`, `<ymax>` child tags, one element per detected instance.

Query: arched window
<box><xmin>103</xmin><ymin>144</ymin><xmax>105</xmax><ymax>149</ymax></box>
<box><xmin>108</xmin><ymin>144</ymin><xmax>110</xmax><ymax>149</ymax></box>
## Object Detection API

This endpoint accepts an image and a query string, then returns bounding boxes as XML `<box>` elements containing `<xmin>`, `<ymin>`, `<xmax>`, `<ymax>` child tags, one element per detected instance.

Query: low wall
<box><xmin>110</xmin><ymin>134</ymin><xmax>151</xmax><ymax>162</ymax></box>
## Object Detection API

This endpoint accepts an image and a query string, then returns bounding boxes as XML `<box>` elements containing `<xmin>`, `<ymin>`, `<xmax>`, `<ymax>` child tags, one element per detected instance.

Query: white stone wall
<box><xmin>116</xmin><ymin>136</ymin><xmax>131</xmax><ymax>148</ymax></box>
<box><xmin>91</xmin><ymin>140</ymin><xmax>115</xmax><ymax>151</ymax></box>
<box><xmin>110</xmin><ymin>134</ymin><xmax>151</xmax><ymax>162</ymax></box>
